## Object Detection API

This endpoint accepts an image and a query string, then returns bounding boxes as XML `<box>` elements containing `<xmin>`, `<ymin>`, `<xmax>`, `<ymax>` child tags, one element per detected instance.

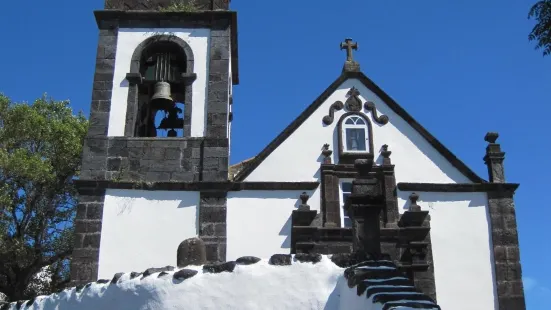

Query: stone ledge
<box><xmin>75</xmin><ymin>180</ymin><xmax>319</xmax><ymax>191</ymax></box>
<box><xmin>397</xmin><ymin>182</ymin><xmax>519</xmax><ymax>193</ymax></box>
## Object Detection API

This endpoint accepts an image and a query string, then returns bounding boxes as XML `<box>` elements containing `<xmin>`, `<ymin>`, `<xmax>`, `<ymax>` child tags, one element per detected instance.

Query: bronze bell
<box><xmin>150</xmin><ymin>81</ymin><xmax>174</xmax><ymax>111</ymax></box>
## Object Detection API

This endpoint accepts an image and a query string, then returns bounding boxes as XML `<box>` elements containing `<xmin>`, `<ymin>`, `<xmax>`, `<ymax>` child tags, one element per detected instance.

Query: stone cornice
<box><xmin>397</xmin><ymin>182</ymin><xmax>519</xmax><ymax>193</ymax></box>
<box><xmin>75</xmin><ymin>180</ymin><xmax>319</xmax><ymax>192</ymax></box>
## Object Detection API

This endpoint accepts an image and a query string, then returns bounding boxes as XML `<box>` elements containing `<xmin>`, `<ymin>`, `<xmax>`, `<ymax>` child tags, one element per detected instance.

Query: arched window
<box><xmin>341</xmin><ymin>115</ymin><xmax>368</xmax><ymax>152</ymax></box>
<box><xmin>135</xmin><ymin>41</ymin><xmax>188</xmax><ymax>138</ymax></box>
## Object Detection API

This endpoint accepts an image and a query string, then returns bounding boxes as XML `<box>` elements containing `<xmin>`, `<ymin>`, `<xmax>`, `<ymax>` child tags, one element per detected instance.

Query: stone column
<box><xmin>484</xmin><ymin>132</ymin><xmax>526</xmax><ymax>310</ymax></box>
<box><xmin>320</xmin><ymin>165</ymin><xmax>342</xmax><ymax>227</ymax></box>
<box><xmin>345</xmin><ymin>156</ymin><xmax>385</xmax><ymax>258</ymax></box>
<box><xmin>381</xmin><ymin>145</ymin><xmax>399</xmax><ymax>227</ymax></box>
<box><xmin>483</xmin><ymin>132</ymin><xmax>506</xmax><ymax>183</ymax></box>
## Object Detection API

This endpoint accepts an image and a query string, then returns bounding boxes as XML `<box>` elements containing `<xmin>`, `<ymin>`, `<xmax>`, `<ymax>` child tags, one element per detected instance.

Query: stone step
<box><xmin>373</xmin><ymin>292</ymin><xmax>436</xmax><ymax>304</ymax></box>
<box><xmin>345</xmin><ymin>268</ymin><xmax>408</xmax><ymax>287</ymax></box>
<box><xmin>365</xmin><ymin>285</ymin><xmax>418</xmax><ymax>298</ymax></box>
<box><xmin>357</xmin><ymin>278</ymin><xmax>414</xmax><ymax>296</ymax></box>
<box><xmin>382</xmin><ymin>301</ymin><xmax>441</xmax><ymax>310</ymax></box>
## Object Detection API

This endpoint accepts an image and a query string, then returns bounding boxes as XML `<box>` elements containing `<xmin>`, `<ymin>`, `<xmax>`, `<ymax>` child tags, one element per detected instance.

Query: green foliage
<box><xmin>159</xmin><ymin>0</ymin><xmax>199</xmax><ymax>12</ymax></box>
<box><xmin>0</xmin><ymin>94</ymin><xmax>88</xmax><ymax>301</ymax></box>
<box><xmin>528</xmin><ymin>0</ymin><xmax>551</xmax><ymax>56</ymax></box>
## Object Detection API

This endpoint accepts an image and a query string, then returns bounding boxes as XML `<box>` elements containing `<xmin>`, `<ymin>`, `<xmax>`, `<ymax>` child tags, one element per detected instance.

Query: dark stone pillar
<box><xmin>320</xmin><ymin>165</ymin><xmax>341</xmax><ymax>227</ymax></box>
<box><xmin>484</xmin><ymin>132</ymin><xmax>526</xmax><ymax>310</ymax></box>
<box><xmin>205</xmin><ymin>22</ymin><xmax>231</xmax><ymax>138</ymax></box>
<box><xmin>346</xmin><ymin>156</ymin><xmax>385</xmax><ymax>257</ymax></box>
<box><xmin>70</xmin><ymin>187</ymin><xmax>106</xmax><ymax>286</ymax></box>
<box><xmin>199</xmin><ymin>192</ymin><xmax>227</xmax><ymax>263</ymax></box>
<box><xmin>70</xmin><ymin>27</ymin><xmax>119</xmax><ymax>285</ymax></box>
<box><xmin>483</xmin><ymin>132</ymin><xmax>506</xmax><ymax>183</ymax></box>
<box><xmin>381</xmin><ymin>145</ymin><xmax>399</xmax><ymax>227</ymax></box>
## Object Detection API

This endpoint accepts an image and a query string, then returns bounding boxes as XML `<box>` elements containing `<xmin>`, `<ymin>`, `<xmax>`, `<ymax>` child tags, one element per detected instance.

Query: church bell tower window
<box><xmin>342</xmin><ymin>115</ymin><xmax>368</xmax><ymax>152</ymax></box>
<box><xmin>135</xmin><ymin>41</ymin><xmax>188</xmax><ymax>138</ymax></box>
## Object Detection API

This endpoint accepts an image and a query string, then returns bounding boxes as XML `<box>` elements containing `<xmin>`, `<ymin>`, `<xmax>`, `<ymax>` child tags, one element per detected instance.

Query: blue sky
<box><xmin>1</xmin><ymin>0</ymin><xmax>549</xmax><ymax>307</ymax></box>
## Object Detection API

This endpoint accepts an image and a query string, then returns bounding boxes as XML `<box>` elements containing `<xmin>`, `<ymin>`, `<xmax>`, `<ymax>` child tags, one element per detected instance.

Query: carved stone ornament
<box><xmin>345</xmin><ymin>87</ymin><xmax>362</xmax><ymax>112</ymax></box>
<box><xmin>364</xmin><ymin>101</ymin><xmax>389</xmax><ymax>125</ymax></box>
<box><xmin>322</xmin><ymin>101</ymin><xmax>344</xmax><ymax>125</ymax></box>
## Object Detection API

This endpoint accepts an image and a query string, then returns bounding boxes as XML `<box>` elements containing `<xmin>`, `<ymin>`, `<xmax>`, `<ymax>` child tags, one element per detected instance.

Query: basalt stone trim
<box><xmin>111</xmin><ymin>272</ymin><xmax>124</xmax><ymax>284</ymax></box>
<box><xmin>173</xmin><ymin>269</ymin><xmax>198</xmax><ymax>280</ymax></box>
<box><xmin>75</xmin><ymin>179</ymin><xmax>319</xmax><ymax>191</ymax></box>
<box><xmin>382</xmin><ymin>164</ymin><xmax>399</xmax><ymax>227</ymax></box>
<box><xmin>70</xmin><ymin>191</ymin><xmax>106</xmax><ymax>286</ymax></box>
<box><xmin>269</xmin><ymin>254</ymin><xmax>292</xmax><ymax>266</ymax></box>
<box><xmin>86</xmin><ymin>29</ymin><xmax>118</xmax><ymax>139</ymax></box>
<box><xmin>94</xmin><ymin>10</ymin><xmax>239</xmax><ymax>84</ymax></box>
<box><xmin>236</xmin><ymin>256</ymin><xmax>261</xmax><ymax>265</ymax></box>
<box><xmin>487</xmin><ymin>190</ymin><xmax>526</xmax><ymax>310</ymax></box>
<box><xmin>233</xmin><ymin>71</ymin><xmax>484</xmax><ymax>183</ymax></box>
<box><xmin>130</xmin><ymin>272</ymin><xmax>141</xmax><ymax>279</ymax></box>
<box><xmin>104</xmin><ymin>0</ymin><xmax>229</xmax><ymax>11</ymax></box>
<box><xmin>80</xmin><ymin>136</ymin><xmax>231</xmax><ymax>183</ymax></box>
<box><xmin>203</xmin><ymin>261</ymin><xmax>236</xmax><ymax>273</ymax></box>
<box><xmin>397</xmin><ymin>182</ymin><xmax>519</xmax><ymax>193</ymax></box>
<box><xmin>142</xmin><ymin>266</ymin><xmax>175</xmax><ymax>277</ymax></box>
<box><xmin>199</xmin><ymin>192</ymin><xmax>227</xmax><ymax>262</ymax></box>
<box><xmin>294</xmin><ymin>253</ymin><xmax>322</xmax><ymax>264</ymax></box>
<box><xmin>206</xmin><ymin>30</ymin><xmax>231</xmax><ymax>139</ymax></box>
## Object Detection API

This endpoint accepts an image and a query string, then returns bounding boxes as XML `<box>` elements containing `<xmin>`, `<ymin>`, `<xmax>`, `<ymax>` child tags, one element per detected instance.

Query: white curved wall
<box><xmin>98</xmin><ymin>189</ymin><xmax>199</xmax><ymax>279</ymax></box>
<box><xmin>226</xmin><ymin>189</ymin><xmax>319</xmax><ymax>260</ymax></box>
<box><xmin>244</xmin><ymin>79</ymin><xmax>472</xmax><ymax>184</ymax></box>
<box><xmin>398</xmin><ymin>190</ymin><xmax>496</xmax><ymax>310</ymax></box>
<box><xmin>108</xmin><ymin>28</ymin><xmax>211</xmax><ymax>137</ymax></box>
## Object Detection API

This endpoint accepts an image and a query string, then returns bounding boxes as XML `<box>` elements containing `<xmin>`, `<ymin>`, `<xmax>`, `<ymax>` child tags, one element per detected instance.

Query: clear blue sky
<box><xmin>1</xmin><ymin>0</ymin><xmax>549</xmax><ymax>307</ymax></box>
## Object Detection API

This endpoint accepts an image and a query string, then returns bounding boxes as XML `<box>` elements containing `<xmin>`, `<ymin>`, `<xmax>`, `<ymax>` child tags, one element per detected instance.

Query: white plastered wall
<box><xmin>239</xmin><ymin>78</ymin><xmax>495</xmax><ymax>308</ymax></box>
<box><xmin>398</xmin><ymin>191</ymin><xmax>496</xmax><ymax>310</ymax></box>
<box><xmin>107</xmin><ymin>28</ymin><xmax>211</xmax><ymax>137</ymax></box>
<box><xmin>244</xmin><ymin>78</ymin><xmax>471</xmax><ymax>184</ymax></box>
<box><xmin>98</xmin><ymin>189</ymin><xmax>199</xmax><ymax>279</ymax></box>
<box><xmin>226</xmin><ymin>189</ymin><xmax>319</xmax><ymax>260</ymax></box>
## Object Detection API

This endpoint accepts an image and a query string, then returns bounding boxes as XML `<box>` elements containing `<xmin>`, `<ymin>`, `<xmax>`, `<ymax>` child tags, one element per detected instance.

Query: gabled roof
<box><xmin>234</xmin><ymin>70</ymin><xmax>486</xmax><ymax>183</ymax></box>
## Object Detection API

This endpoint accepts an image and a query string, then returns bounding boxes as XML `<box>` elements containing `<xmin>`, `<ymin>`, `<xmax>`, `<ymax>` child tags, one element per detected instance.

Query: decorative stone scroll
<box><xmin>322</xmin><ymin>101</ymin><xmax>344</xmax><ymax>125</ymax></box>
<box><xmin>364</xmin><ymin>101</ymin><xmax>389</xmax><ymax>125</ymax></box>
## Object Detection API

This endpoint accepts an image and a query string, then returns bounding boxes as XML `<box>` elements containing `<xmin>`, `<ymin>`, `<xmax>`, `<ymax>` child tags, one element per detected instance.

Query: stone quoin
<box><xmin>4</xmin><ymin>0</ymin><xmax>524</xmax><ymax>309</ymax></box>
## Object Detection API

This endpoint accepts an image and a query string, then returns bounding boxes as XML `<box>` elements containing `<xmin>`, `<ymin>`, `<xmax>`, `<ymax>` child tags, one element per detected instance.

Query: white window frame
<box><xmin>339</xmin><ymin>179</ymin><xmax>354</xmax><ymax>228</ymax></box>
<box><xmin>341</xmin><ymin>115</ymin><xmax>369</xmax><ymax>153</ymax></box>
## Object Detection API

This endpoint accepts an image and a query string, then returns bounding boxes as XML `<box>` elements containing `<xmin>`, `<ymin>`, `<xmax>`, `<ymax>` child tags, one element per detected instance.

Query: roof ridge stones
<box><xmin>1</xmin><ymin>254</ymin><xmax>440</xmax><ymax>310</ymax></box>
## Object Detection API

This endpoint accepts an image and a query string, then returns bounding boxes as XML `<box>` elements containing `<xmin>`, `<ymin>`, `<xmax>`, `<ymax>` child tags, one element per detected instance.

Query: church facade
<box><xmin>70</xmin><ymin>1</ymin><xmax>526</xmax><ymax>309</ymax></box>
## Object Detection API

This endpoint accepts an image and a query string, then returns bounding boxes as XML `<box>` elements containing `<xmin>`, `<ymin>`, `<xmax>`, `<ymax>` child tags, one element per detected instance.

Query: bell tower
<box><xmin>71</xmin><ymin>0</ymin><xmax>238</xmax><ymax>285</ymax></box>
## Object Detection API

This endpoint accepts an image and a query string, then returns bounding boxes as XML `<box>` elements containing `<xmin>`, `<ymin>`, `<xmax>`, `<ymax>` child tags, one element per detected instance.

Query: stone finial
<box><xmin>484</xmin><ymin>132</ymin><xmax>499</xmax><ymax>144</ymax></box>
<box><xmin>177</xmin><ymin>237</ymin><xmax>207</xmax><ymax>268</ymax></box>
<box><xmin>409</xmin><ymin>193</ymin><xmax>421</xmax><ymax>212</ymax></box>
<box><xmin>322</xmin><ymin>143</ymin><xmax>333</xmax><ymax>164</ymax></box>
<box><xmin>483</xmin><ymin>132</ymin><xmax>506</xmax><ymax>183</ymax></box>
<box><xmin>354</xmin><ymin>156</ymin><xmax>374</xmax><ymax>178</ymax></box>
<box><xmin>381</xmin><ymin>145</ymin><xmax>391</xmax><ymax>158</ymax></box>
<box><xmin>298</xmin><ymin>192</ymin><xmax>310</xmax><ymax>211</ymax></box>
<box><xmin>381</xmin><ymin>144</ymin><xmax>392</xmax><ymax>165</ymax></box>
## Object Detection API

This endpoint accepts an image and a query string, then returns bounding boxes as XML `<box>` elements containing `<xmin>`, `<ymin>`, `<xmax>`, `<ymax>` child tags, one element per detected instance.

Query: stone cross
<box><xmin>340</xmin><ymin>38</ymin><xmax>358</xmax><ymax>62</ymax></box>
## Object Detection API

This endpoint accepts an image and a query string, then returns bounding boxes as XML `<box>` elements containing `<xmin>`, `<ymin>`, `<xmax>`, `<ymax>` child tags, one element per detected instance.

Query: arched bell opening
<box><xmin>129</xmin><ymin>36</ymin><xmax>195</xmax><ymax>138</ymax></box>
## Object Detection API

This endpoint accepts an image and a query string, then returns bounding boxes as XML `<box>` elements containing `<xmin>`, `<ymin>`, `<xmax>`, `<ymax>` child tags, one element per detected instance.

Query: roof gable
<box><xmin>234</xmin><ymin>71</ymin><xmax>485</xmax><ymax>183</ymax></box>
